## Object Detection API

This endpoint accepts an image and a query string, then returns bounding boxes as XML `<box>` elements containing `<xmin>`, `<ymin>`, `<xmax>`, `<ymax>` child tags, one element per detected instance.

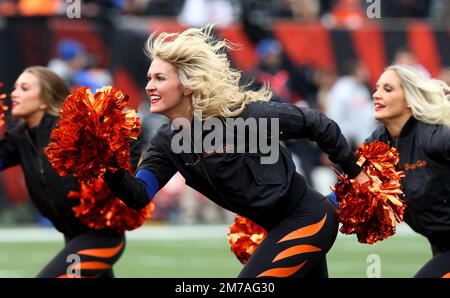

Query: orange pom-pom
<box><xmin>334</xmin><ymin>141</ymin><xmax>406</xmax><ymax>244</ymax></box>
<box><xmin>69</xmin><ymin>177</ymin><xmax>154</xmax><ymax>233</ymax></box>
<box><xmin>45</xmin><ymin>86</ymin><xmax>140</xmax><ymax>183</ymax></box>
<box><xmin>0</xmin><ymin>82</ymin><xmax>7</xmax><ymax>127</ymax></box>
<box><xmin>227</xmin><ymin>215</ymin><xmax>267</xmax><ymax>264</ymax></box>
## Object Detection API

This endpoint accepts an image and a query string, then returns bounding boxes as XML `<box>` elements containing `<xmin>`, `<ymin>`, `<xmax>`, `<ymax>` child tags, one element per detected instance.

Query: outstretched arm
<box><xmin>254</xmin><ymin>101</ymin><xmax>362</xmax><ymax>178</ymax></box>
<box><xmin>104</xmin><ymin>168</ymin><xmax>159</xmax><ymax>210</ymax></box>
<box><xmin>104</xmin><ymin>133</ymin><xmax>177</xmax><ymax>210</ymax></box>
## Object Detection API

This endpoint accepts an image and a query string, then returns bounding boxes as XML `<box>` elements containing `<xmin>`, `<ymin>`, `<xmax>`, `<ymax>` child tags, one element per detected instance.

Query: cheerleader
<box><xmin>103</xmin><ymin>26</ymin><xmax>369</xmax><ymax>278</ymax></box>
<box><xmin>0</xmin><ymin>66</ymin><xmax>141</xmax><ymax>277</ymax></box>
<box><xmin>367</xmin><ymin>65</ymin><xmax>450</xmax><ymax>277</ymax></box>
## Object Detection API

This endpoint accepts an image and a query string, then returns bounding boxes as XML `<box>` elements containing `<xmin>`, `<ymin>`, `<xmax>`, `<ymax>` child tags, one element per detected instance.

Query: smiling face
<box><xmin>373</xmin><ymin>69</ymin><xmax>412</xmax><ymax>124</ymax></box>
<box><xmin>11</xmin><ymin>71</ymin><xmax>47</xmax><ymax>125</ymax></box>
<box><xmin>145</xmin><ymin>57</ymin><xmax>191</xmax><ymax>121</ymax></box>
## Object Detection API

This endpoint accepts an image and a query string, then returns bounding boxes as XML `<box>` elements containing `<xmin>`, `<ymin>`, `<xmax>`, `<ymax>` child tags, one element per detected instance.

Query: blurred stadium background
<box><xmin>0</xmin><ymin>0</ymin><xmax>448</xmax><ymax>278</ymax></box>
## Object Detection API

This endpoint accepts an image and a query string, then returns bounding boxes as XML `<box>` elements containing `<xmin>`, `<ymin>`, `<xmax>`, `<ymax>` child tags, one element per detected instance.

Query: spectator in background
<box><xmin>303</xmin><ymin>67</ymin><xmax>339</xmax><ymax>195</ymax></box>
<box><xmin>392</xmin><ymin>47</ymin><xmax>431</xmax><ymax>78</ymax></box>
<box><xmin>327</xmin><ymin>59</ymin><xmax>376</xmax><ymax>149</ymax></box>
<box><xmin>249</xmin><ymin>38</ymin><xmax>318</xmax><ymax>106</ymax></box>
<box><xmin>315</xmin><ymin>68</ymin><xmax>338</xmax><ymax>114</ymax></box>
<box><xmin>73</xmin><ymin>68</ymin><xmax>113</xmax><ymax>92</ymax></box>
<box><xmin>251</xmin><ymin>38</ymin><xmax>294</xmax><ymax>103</ymax></box>
<box><xmin>48</xmin><ymin>39</ymin><xmax>90</xmax><ymax>88</ymax></box>
<box><xmin>179</xmin><ymin>0</ymin><xmax>235</xmax><ymax>28</ymax></box>
<box><xmin>178</xmin><ymin>0</ymin><xmax>208</xmax><ymax>27</ymax></box>
<box><xmin>438</xmin><ymin>67</ymin><xmax>450</xmax><ymax>87</ymax></box>
<box><xmin>48</xmin><ymin>38</ymin><xmax>113</xmax><ymax>91</ymax></box>
<box><xmin>278</xmin><ymin>0</ymin><xmax>321</xmax><ymax>22</ymax></box>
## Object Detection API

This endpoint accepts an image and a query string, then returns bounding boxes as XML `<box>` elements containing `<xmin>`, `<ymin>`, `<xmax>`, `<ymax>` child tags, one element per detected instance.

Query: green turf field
<box><xmin>0</xmin><ymin>225</ymin><xmax>430</xmax><ymax>278</ymax></box>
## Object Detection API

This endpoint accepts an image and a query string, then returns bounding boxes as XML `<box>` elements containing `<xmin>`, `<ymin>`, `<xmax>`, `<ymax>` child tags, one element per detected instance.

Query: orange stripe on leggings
<box><xmin>278</xmin><ymin>214</ymin><xmax>327</xmax><ymax>243</ymax></box>
<box><xmin>442</xmin><ymin>272</ymin><xmax>450</xmax><ymax>278</ymax></box>
<box><xmin>57</xmin><ymin>274</ymin><xmax>79</xmax><ymax>278</ymax></box>
<box><xmin>77</xmin><ymin>241</ymin><xmax>124</xmax><ymax>258</ymax></box>
<box><xmin>57</xmin><ymin>273</ymin><xmax>101</xmax><ymax>278</ymax></box>
<box><xmin>257</xmin><ymin>260</ymin><xmax>308</xmax><ymax>278</ymax></box>
<box><xmin>272</xmin><ymin>244</ymin><xmax>322</xmax><ymax>263</ymax></box>
<box><xmin>72</xmin><ymin>261</ymin><xmax>111</xmax><ymax>271</ymax></box>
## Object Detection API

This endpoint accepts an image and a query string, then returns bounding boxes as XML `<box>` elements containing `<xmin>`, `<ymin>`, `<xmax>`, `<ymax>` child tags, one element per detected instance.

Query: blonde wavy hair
<box><xmin>145</xmin><ymin>25</ymin><xmax>272</xmax><ymax>119</ymax></box>
<box><xmin>388</xmin><ymin>65</ymin><xmax>450</xmax><ymax>128</ymax></box>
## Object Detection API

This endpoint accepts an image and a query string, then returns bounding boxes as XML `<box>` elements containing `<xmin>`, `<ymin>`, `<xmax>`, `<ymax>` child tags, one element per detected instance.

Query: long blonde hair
<box><xmin>145</xmin><ymin>25</ymin><xmax>272</xmax><ymax>119</ymax></box>
<box><xmin>388</xmin><ymin>65</ymin><xmax>450</xmax><ymax>128</ymax></box>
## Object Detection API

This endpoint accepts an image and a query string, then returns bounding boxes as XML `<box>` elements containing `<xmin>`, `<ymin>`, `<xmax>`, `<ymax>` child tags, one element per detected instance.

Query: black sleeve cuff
<box><xmin>340</xmin><ymin>155</ymin><xmax>362</xmax><ymax>179</ymax></box>
<box><xmin>104</xmin><ymin>168</ymin><xmax>126</xmax><ymax>185</ymax></box>
<box><xmin>103</xmin><ymin>168</ymin><xmax>149</xmax><ymax>211</ymax></box>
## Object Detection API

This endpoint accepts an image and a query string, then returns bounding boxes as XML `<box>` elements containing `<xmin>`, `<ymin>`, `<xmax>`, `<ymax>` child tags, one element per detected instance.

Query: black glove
<box><xmin>103</xmin><ymin>168</ymin><xmax>150</xmax><ymax>210</ymax></box>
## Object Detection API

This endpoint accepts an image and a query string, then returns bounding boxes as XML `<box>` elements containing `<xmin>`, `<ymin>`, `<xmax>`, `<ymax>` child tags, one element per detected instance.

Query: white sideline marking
<box><xmin>0</xmin><ymin>224</ymin><xmax>228</xmax><ymax>242</ymax></box>
<box><xmin>0</xmin><ymin>223</ymin><xmax>416</xmax><ymax>243</ymax></box>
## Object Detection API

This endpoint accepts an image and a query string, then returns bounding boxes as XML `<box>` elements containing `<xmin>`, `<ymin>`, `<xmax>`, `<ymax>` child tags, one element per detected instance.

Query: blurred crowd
<box><xmin>0</xmin><ymin>0</ymin><xmax>449</xmax><ymax>28</ymax></box>
<box><xmin>0</xmin><ymin>0</ymin><xmax>449</xmax><ymax>227</ymax></box>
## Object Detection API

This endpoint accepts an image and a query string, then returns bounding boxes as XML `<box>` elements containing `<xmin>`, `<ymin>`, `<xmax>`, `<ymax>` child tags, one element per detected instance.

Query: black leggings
<box><xmin>414</xmin><ymin>243</ymin><xmax>450</xmax><ymax>278</ymax></box>
<box><xmin>238</xmin><ymin>186</ymin><xmax>338</xmax><ymax>278</ymax></box>
<box><xmin>37</xmin><ymin>229</ymin><xmax>125</xmax><ymax>278</ymax></box>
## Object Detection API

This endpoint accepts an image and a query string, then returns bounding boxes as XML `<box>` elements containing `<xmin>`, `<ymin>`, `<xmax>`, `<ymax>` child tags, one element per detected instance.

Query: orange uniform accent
<box><xmin>72</xmin><ymin>261</ymin><xmax>111</xmax><ymax>271</ymax></box>
<box><xmin>272</xmin><ymin>244</ymin><xmax>321</xmax><ymax>263</ymax></box>
<box><xmin>257</xmin><ymin>260</ymin><xmax>308</xmax><ymax>278</ymax></box>
<box><xmin>278</xmin><ymin>214</ymin><xmax>327</xmax><ymax>243</ymax></box>
<box><xmin>77</xmin><ymin>241</ymin><xmax>124</xmax><ymax>258</ymax></box>
<box><xmin>442</xmin><ymin>272</ymin><xmax>450</xmax><ymax>278</ymax></box>
<box><xmin>57</xmin><ymin>274</ymin><xmax>100</xmax><ymax>278</ymax></box>
<box><xmin>57</xmin><ymin>274</ymin><xmax>75</xmax><ymax>278</ymax></box>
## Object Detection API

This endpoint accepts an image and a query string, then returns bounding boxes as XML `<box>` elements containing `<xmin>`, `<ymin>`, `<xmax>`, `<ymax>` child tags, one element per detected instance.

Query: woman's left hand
<box><xmin>354</xmin><ymin>170</ymin><xmax>370</xmax><ymax>185</ymax></box>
